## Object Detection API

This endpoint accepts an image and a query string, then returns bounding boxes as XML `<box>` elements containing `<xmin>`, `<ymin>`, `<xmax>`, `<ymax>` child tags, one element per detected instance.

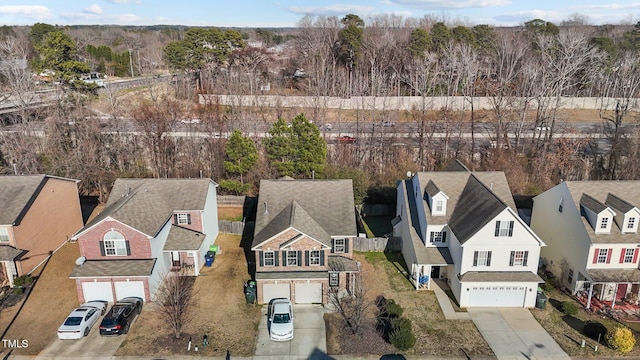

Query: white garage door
<box><xmin>295</xmin><ymin>283</ymin><xmax>323</xmax><ymax>304</ymax></box>
<box><xmin>469</xmin><ymin>286</ymin><xmax>526</xmax><ymax>307</ymax></box>
<box><xmin>114</xmin><ymin>281</ymin><xmax>146</xmax><ymax>301</ymax></box>
<box><xmin>262</xmin><ymin>283</ymin><xmax>290</xmax><ymax>304</ymax></box>
<box><xmin>82</xmin><ymin>282</ymin><xmax>114</xmax><ymax>302</ymax></box>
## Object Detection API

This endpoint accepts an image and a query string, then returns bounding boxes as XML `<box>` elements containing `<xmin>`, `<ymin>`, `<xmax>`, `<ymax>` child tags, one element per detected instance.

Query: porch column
<box><xmin>193</xmin><ymin>252</ymin><xmax>200</xmax><ymax>276</ymax></box>
<box><xmin>586</xmin><ymin>283</ymin><xmax>594</xmax><ymax>310</ymax></box>
<box><xmin>611</xmin><ymin>283</ymin><xmax>618</xmax><ymax>309</ymax></box>
<box><xmin>412</xmin><ymin>264</ymin><xmax>418</xmax><ymax>290</ymax></box>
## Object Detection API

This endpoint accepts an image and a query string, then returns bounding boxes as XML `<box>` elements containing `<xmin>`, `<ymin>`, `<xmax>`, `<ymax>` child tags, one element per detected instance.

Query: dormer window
<box><xmin>628</xmin><ymin>217</ymin><xmax>636</xmax><ymax>230</ymax></box>
<box><xmin>600</xmin><ymin>217</ymin><xmax>608</xmax><ymax>229</ymax></box>
<box><xmin>435</xmin><ymin>200</ymin><xmax>443</xmax><ymax>212</ymax></box>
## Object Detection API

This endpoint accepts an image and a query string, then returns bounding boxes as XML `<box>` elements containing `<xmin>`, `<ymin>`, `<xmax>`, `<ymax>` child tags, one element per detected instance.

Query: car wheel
<box><xmin>84</xmin><ymin>327</ymin><xmax>90</xmax><ymax>337</ymax></box>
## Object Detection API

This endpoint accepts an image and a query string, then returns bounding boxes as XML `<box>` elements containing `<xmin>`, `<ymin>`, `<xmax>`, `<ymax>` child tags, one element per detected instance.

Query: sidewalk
<box><xmin>431</xmin><ymin>279</ymin><xmax>470</xmax><ymax>320</ymax></box>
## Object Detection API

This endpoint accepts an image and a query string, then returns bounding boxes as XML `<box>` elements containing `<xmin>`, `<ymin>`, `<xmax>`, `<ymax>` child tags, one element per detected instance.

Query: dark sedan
<box><xmin>99</xmin><ymin>297</ymin><xmax>143</xmax><ymax>336</ymax></box>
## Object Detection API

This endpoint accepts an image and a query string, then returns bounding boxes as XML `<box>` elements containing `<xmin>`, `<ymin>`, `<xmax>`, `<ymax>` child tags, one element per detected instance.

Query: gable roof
<box><xmin>0</xmin><ymin>175</ymin><xmax>79</xmax><ymax>226</ymax></box>
<box><xmin>80</xmin><ymin>178</ymin><xmax>215</xmax><ymax>237</ymax></box>
<box><xmin>606</xmin><ymin>193</ymin><xmax>636</xmax><ymax>213</ymax></box>
<box><xmin>580</xmin><ymin>193</ymin><xmax>608</xmax><ymax>214</ymax></box>
<box><xmin>164</xmin><ymin>225</ymin><xmax>206</xmax><ymax>251</ymax></box>
<box><xmin>253</xmin><ymin>179</ymin><xmax>356</xmax><ymax>247</ymax></box>
<box><xmin>444</xmin><ymin>159</ymin><xmax>471</xmax><ymax>172</ymax></box>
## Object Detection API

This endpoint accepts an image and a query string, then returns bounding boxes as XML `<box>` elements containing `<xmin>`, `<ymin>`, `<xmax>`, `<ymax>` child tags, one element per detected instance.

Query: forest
<box><xmin>0</xmin><ymin>13</ymin><xmax>638</xmax><ymax>202</ymax></box>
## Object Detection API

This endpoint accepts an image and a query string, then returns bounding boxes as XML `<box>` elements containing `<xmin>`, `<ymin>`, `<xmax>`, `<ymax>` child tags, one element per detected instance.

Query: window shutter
<box><xmin>320</xmin><ymin>250</ymin><xmax>325</xmax><ymax>266</ymax></box>
<box><xmin>494</xmin><ymin>222</ymin><xmax>500</xmax><ymax>236</ymax></box>
<box><xmin>259</xmin><ymin>252</ymin><xmax>264</xmax><ymax>266</ymax></box>
<box><xmin>442</xmin><ymin>232</ymin><xmax>447</xmax><ymax>243</ymax></box>
<box><xmin>592</xmin><ymin>248</ymin><xmax>599</xmax><ymax>264</ymax></box>
<box><xmin>331</xmin><ymin>239</ymin><xmax>335</xmax><ymax>253</ymax></box>
<box><xmin>173</xmin><ymin>214</ymin><xmax>178</xmax><ymax>224</ymax></box>
<box><xmin>274</xmin><ymin>251</ymin><xmax>279</xmax><ymax>266</ymax></box>
<box><xmin>305</xmin><ymin>251</ymin><xmax>310</xmax><ymax>266</ymax></box>
<box><xmin>473</xmin><ymin>251</ymin><xmax>478</xmax><ymax>266</ymax></box>
<box><xmin>99</xmin><ymin>241</ymin><xmax>105</xmax><ymax>256</ymax></box>
<box><xmin>282</xmin><ymin>251</ymin><xmax>287</xmax><ymax>266</ymax></box>
<box><xmin>487</xmin><ymin>251</ymin><xmax>492</xmax><ymax>266</ymax></box>
<box><xmin>634</xmin><ymin>249</ymin><xmax>639</xmax><ymax>263</ymax></box>
<box><xmin>125</xmin><ymin>241</ymin><xmax>131</xmax><ymax>255</ymax></box>
<box><xmin>509</xmin><ymin>251</ymin><xmax>515</xmax><ymax>266</ymax></box>
<box><xmin>620</xmin><ymin>248</ymin><xmax>627</xmax><ymax>263</ymax></box>
<box><xmin>187</xmin><ymin>213</ymin><xmax>191</xmax><ymax>224</ymax></box>
<box><xmin>297</xmin><ymin>251</ymin><xmax>302</xmax><ymax>266</ymax></box>
<box><xmin>606</xmin><ymin>248</ymin><xmax>612</xmax><ymax>264</ymax></box>
<box><xmin>523</xmin><ymin>251</ymin><xmax>528</xmax><ymax>266</ymax></box>
<box><xmin>508</xmin><ymin>221</ymin><xmax>514</xmax><ymax>236</ymax></box>
<box><xmin>345</xmin><ymin>239</ymin><xmax>349</xmax><ymax>253</ymax></box>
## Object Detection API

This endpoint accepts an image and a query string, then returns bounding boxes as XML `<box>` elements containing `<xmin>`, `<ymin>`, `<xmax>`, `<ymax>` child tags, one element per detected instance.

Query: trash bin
<box><xmin>244</xmin><ymin>280</ymin><xmax>257</xmax><ymax>304</ymax></box>
<box><xmin>205</xmin><ymin>251</ymin><xmax>216</xmax><ymax>267</ymax></box>
<box><xmin>536</xmin><ymin>291</ymin><xmax>547</xmax><ymax>309</ymax></box>
<box><xmin>209</xmin><ymin>244</ymin><xmax>219</xmax><ymax>253</ymax></box>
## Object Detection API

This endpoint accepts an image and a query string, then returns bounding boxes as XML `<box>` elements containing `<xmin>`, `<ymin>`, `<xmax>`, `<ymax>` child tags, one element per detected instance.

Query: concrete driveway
<box><xmin>468</xmin><ymin>307</ymin><xmax>570</xmax><ymax>360</ymax></box>
<box><xmin>255</xmin><ymin>304</ymin><xmax>328</xmax><ymax>360</ymax></box>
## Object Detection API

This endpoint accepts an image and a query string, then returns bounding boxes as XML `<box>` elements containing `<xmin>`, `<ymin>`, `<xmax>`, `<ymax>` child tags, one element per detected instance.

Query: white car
<box><xmin>57</xmin><ymin>301</ymin><xmax>108</xmax><ymax>340</ymax></box>
<box><xmin>268</xmin><ymin>298</ymin><xmax>294</xmax><ymax>341</ymax></box>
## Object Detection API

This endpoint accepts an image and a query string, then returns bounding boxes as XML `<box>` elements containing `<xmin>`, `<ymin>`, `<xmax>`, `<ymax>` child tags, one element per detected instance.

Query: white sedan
<box><xmin>57</xmin><ymin>301</ymin><xmax>108</xmax><ymax>340</ymax></box>
<box><xmin>268</xmin><ymin>298</ymin><xmax>294</xmax><ymax>341</ymax></box>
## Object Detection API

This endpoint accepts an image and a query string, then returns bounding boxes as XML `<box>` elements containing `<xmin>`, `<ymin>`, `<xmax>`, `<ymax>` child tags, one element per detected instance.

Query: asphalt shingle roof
<box><xmin>252</xmin><ymin>179</ymin><xmax>356</xmax><ymax>247</ymax></box>
<box><xmin>460</xmin><ymin>271</ymin><xmax>543</xmax><ymax>282</ymax></box>
<box><xmin>580</xmin><ymin>193</ymin><xmax>608</xmax><ymax>213</ymax></box>
<box><xmin>164</xmin><ymin>225</ymin><xmax>206</xmax><ymax>251</ymax></box>
<box><xmin>587</xmin><ymin>268</ymin><xmax>640</xmax><ymax>283</ymax></box>
<box><xmin>81</xmin><ymin>178</ymin><xmax>214</xmax><ymax>237</ymax></box>
<box><xmin>606</xmin><ymin>193</ymin><xmax>635</xmax><ymax>213</ymax></box>
<box><xmin>0</xmin><ymin>245</ymin><xmax>25</xmax><ymax>261</ymax></box>
<box><xmin>69</xmin><ymin>259</ymin><xmax>156</xmax><ymax>278</ymax></box>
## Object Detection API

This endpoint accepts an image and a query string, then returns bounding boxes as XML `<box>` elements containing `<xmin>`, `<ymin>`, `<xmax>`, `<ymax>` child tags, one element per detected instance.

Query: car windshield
<box><xmin>273</xmin><ymin>313</ymin><xmax>291</xmax><ymax>323</ymax></box>
<box><xmin>63</xmin><ymin>317</ymin><xmax>82</xmax><ymax>326</ymax></box>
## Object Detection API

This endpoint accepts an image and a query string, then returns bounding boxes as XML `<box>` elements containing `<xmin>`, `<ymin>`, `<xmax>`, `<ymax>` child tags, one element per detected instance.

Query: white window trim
<box><xmin>597</xmin><ymin>248</ymin><xmax>609</xmax><ymax>263</ymax></box>
<box><xmin>334</xmin><ymin>238</ymin><xmax>345</xmax><ymax>253</ymax></box>
<box><xmin>476</xmin><ymin>251</ymin><xmax>490</xmax><ymax>266</ymax></box>
<box><xmin>430</xmin><ymin>231</ymin><xmax>445</xmax><ymax>243</ymax></box>
<box><xmin>0</xmin><ymin>227</ymin><xmax>9</xmax><ymax>242</ymax></box>
<box><xmin>104</xmin><ymin>239</ymin><xmax>127</xmax><ymax>256</ymax></box>
<box><xmin>624</xmin><ymin>248</ymin><xmax>635</xmax><ymax>263</ymax></box>
<box><xmin>286</xmin><ymin>251</ymin><xmax>298</xmax><ymax>266</ymax></box>
<box><xmin>176</xmin><ymin>213</ymin><xmax>189</xmax><ymax>225</ymax></box>
<box><xmin>496</xmin><ymin>221</ymin><xmax>512</xmax><ymax>237</ymax></box>
<box><xmin>628</xmin><ymin>217</ymin><xmax>636</xmax><ymax>230</ymax></box>
<box><xmin>263</xmin><ymin>251</ymin><xmax>275</xmax><ymax>267</ymax></box>
<box><xmin>329</xmin><ymin>272</ymin><xmax>339</xmax><ymax>287</ymax></box>
<box><xmin>512</xmin><ymin>251</ymin><xmax>525</xmax><ymax>266</ymax></box>
<box><xmin>309</xmin><ymin>250</ymin><xmax>320</xmax><ymax>266</ymax></box>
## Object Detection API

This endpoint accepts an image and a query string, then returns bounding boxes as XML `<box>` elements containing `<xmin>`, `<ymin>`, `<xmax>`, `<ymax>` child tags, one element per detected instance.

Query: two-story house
<box><xmin>70</xmin><ymin>178</ymin><xmax>218</xmax><ymax>303</ymax></box>
<box><xmin>0</xmin><ymin>175</ymin><xmax>83</xmax><ymax>287</ymax></box>
<box><xmin>531</xmin><ymin>180</ymin><xmax>640</xmax><ymax>309</ymax></box>
<box><xmin>251</xmin><ymin>178</ymin><xmax>359</xmax><ymax>304</ymax></box>
<box><xmin>394</xmin><ymin>161</ymin><xmax>545</xmax><ymax>308</ymax></box>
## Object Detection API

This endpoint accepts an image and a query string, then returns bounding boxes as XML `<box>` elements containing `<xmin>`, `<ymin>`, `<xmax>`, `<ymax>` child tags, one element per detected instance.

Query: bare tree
<box><xmin>0</xmin><ymin>34</ymin><xmax>37</xmax><ymax>125</ymax></box>
<box><xmin>327</xmin><ymin>270</ymin><xmax>373</xmax><ymax>335</ymax></box>
<box><xmin>155</xmin><ymin>270</ymin><xmax>197</xmax><ymax>339</ymax></box>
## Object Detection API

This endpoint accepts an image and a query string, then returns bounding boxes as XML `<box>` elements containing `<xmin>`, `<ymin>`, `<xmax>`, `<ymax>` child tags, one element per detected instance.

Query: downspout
<box><xmin>586</xmin><ymin>283</ymin><xmax>593</xmax><ymax>310</ymax></box>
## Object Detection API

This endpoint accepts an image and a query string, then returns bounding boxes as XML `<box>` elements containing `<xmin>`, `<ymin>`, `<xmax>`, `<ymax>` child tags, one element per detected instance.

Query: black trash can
<box><xmin>244</xmin><ymin>281</ymin><xmax>257</xmax><ymax>304</ymax></box>
<box><xmin>205</xmin><ymin>251</ymin><xmax>216</xmax><ymax>267</ymax></box>
<box><xmin>536</xmin><ymin>291</ymin><xmax>547</xmax><ymax>309</ymax></box>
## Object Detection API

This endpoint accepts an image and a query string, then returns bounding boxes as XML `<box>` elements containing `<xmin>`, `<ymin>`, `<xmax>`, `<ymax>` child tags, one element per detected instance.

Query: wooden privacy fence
<box><xmin>219</xmin><ymin>220</ymin><xmax>245</xmax><ymax>235</ymax></box>
<box><xmin>351</xmin><ymin>236</ymin><xmax>402</xmax><ymax>252</ymax></box>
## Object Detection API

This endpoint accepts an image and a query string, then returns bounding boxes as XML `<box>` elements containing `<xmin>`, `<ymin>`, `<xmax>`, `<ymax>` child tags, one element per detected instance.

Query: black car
<box><xmin>99</xmin><ymin>297</ymin><xmax>143</xmax><ymax>336</ymax></box>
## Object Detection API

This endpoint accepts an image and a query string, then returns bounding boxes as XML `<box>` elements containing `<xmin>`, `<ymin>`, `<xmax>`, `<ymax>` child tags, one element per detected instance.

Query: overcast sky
<box><xmin>1</xmin><ymin>0</ymin><xmax>638</xmax><ymax>27</ymax></box>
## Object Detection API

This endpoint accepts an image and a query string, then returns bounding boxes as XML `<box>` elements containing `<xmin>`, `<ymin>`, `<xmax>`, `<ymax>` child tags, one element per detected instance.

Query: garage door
<box><xmin>82</xmin><ymin>282</ymin><xmax>114</xmax><ymax>302</ymax></box>
<box><xmin>262</xmin><ymin>283</ymin><xmax>290</xmax><ymax>304</ymax></box>
<box><xmin>114</xmin><ymin>281</ymin><xmax>146</xmax><ymax>301</ymax></box>
<box><xmin>469</xmin><ymin>286</ymin><xmax>526</xmax><ymax>307</ymax></box>
<box><xmin>295</xmin><ymin>283</ymin><xmax>322</xmax><ymax>304</ymax></box>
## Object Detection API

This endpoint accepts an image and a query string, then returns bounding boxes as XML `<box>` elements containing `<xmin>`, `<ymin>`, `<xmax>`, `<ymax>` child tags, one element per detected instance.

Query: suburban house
<box><xmin>530</xmin><ymin>180</ymin><xmax>640</xmax><ymax>309</ymax></box>
<box><xmin>70</xmin><ymin>178</ymin><xmax>218</xmax><ymax>303</ymax></box>
<box><xmin>0</xmin><ymin>175</ymin><xmax>83</xmax><ymax>287</ymax></box>
<box><xmin>394</xmin><ymin>161</ymin><xmax>545</xmax><ymax>308</ymax></box>
<box><xmin>251</xmin><ymin>178</ymin><xmax>360</xmax><ymax>304</ymax></box>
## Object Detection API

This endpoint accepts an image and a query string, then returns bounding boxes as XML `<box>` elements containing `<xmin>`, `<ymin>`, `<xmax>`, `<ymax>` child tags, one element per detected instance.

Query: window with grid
<box><xmin>628</xmin><ymin>217</ymin><xmax>636</xmax><ymax>229</ymax></box>
<box><xmin>309</xmin><ymin>250</ymin><xmax>320</xmax><ymax>266</ymax></box>
<box><xmin>597</xmin><ymin>248</ymin><xmax>609</xmax><ymax>263</ymax></box>
<box><xmin>329</xmin><ymin>272</ymin><xmax>339</xmax><ymax>287</ymax></box>
<box><xmin>473</xmin><ymin>251</ymin><xmax>491</xmax><ymax>266</ymax></box>
<box><xmin>334</xmin><ymin>238</ymin><xmax>345</xmax><ymax>253</ymax></box>
<box><xmin>624</xmin><ymin>248</ymin><xmax>635</xmax><ymax>263</ymax></box>
<box><xmin>429</xmin><ymin>231</ymin><xmax>446</xmax><ymax>243</ymax></box>
<box><xmin>263</xmin><ymin>251</ymin><xmax>274</xmax><ymax>266</ymax></box>
<box><xmin>0</xmin><ymin>227</ymin><xmax>9</xmax><ymax>242</ymax></box>
<box><xmin>495</xmin><ymin>221</ymin><xmax>514</xmax><ymax>237</ymax></box>
<box><xmin>510</xmin><ymin>251</ymin><xmax>528</xmax><ymax>266</ymax></box>
<box><xmin>286</xmin><ymin>251</ymin><xmax>298</xmax><ymax>266</ymax></box>
<box><xmin>103</xmin><ymin>231</ymin><xmax>127</xmax><ymax>256</ymax></box>
<box><xmin>600</xmin><ymin>217</ymin><xmax>608</xmax><ymax>229</ymax></box>
<box><xmin>435</xmin><ymin>200</ymin><xmax>443</xmax><ymax>212</ymax></box>
<box><xmin>176</xmin><ymin>213</ymin><xmax>189</xmax><ymax>225</ymax></box>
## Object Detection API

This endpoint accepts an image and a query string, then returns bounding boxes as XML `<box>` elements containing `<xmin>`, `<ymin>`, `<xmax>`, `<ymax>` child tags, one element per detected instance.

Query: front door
<box><xmin>431</xmin><ymin>266</ymin><xmax>440</xmax><ymax>279</ymax></box>
<box><xmin>616</xmin><ymin>283</ymin><xmax>628</xmax><ymax>303</ymax></box>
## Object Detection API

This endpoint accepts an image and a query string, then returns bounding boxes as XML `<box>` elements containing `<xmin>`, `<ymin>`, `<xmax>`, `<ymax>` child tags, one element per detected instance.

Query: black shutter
<box><xmin>473</xmin><ymin>251</ymin><xmax>478</xmax><ymax>266</ymax></box>
<box><xmin>173</xmin><ymin>214</ymin><xmax>178</xmax><ymax>224</ymax></box>
<box><xmin>187</xmin><ymin>213</ymin><xmax>192</xmax><ymax>224</ymax></box>
<box><xmin>509</xmin><ymin>251</ymin><xmax>514</xmax><ymax>266</ymax></box>
<box><xmin>487</xmin><ymin>251</ymin><xmax>492</xmax><ymax>266</ymax></box>
<box><xmin>320</xmin><ymin>250</ymin><xmax>325</xmax><ymax>266</ymax></box>
<box><xmin>282</xmin><ymin>251</ymin><xmax>287</xmax><ymax>266</ymax></box>
<box><xmin>442</xmin><ymin>232</ymin><xmax>447</xmax><ymax>243</ymax></box>
<box><xmin>331</xmin><ymin>239</ymin><xmax>335</xmax><ymax>253</ymax></box>
<box><xmin>259</xmin><ymin>252</ymin><xmax>264</xmax><ymax>266</ymax></box>
<box><xmin>345</xmin><ymin>239</ymin><xmax>349</xmax><ymax>253</ymax></box>
<box><xmin>508</xmin><ymin>221</ymin><xmax>514</xmax><ymax>236</ymax></box>
<box><xmin>297</xmin><ymin>251</ymin><xmax>302</xmax><ymax>266</ymax></box>
<box><xmin>494</xmin><ymin>221</ymin><xmax>500</xmax><ymax>236</ymax></box>
<box><xmin>274</xmin><ymin>251</ymin><xmax>279</xmax><ymax>266</ymax></box>
<box><xmin>523</xmin><ymin>251</ymin><xmax>529</xmax><ymax>266</ymax></box>
<box><xmin>125</xmin><ymin>241</ymin><xmax>131</xmax><ymax>256</ymax></box>
<box><xmin>305</xmin><ymin>251</ymin><xmax>310</xmax><ymax>266</ymax></box>
<box><xmin>99</xmin><ymin>241</ymin><xmax>105</xmax><ymax>256</ymax></box>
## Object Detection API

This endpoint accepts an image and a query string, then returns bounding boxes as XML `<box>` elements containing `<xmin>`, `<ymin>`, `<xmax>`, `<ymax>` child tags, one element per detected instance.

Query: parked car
<box><xmin>99</xmin><ymin>297</ymin><xmax>143</xmax><ymax>336</ymax></box>
<box><xmin>324</xmin><ymin>123</ymin><xmax>333</xmax><ymax>131</ymax></box>
<box><xmin>338</xmin><ymin>135</ymin><xmax>356</xmax><ymax>144</ymax></box>
<box><xmin>57</xmin><ymin>301</ymin><xmax>108</xmax><ymax>340</ymax></box>
<box><xmin>268</xmin><ymin>298</ymin><xmax>294</xmax><ymax>341</ymax></box>
<box><xmin>382</xmin><ymin>120</ymin><xmax>395</xmax><ymax>127</ymax></box>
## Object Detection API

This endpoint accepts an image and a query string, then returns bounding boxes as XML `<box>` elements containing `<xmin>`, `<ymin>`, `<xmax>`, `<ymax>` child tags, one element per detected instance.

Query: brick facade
<box><xmin>171</xmin><ymin>210</ymin><xmax>204</xmax><ymax>232</ymax></box>
<box><xmin>78</xmin><ymin>220</ymin><xmax>151</xmax><ymax>260</ymax></box>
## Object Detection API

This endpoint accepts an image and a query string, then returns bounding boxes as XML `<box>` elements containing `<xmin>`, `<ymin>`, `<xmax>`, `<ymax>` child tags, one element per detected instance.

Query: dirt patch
<box><xmin>325</xmin><ymin>252</ymin><xmax>493</xmax><ymax>357</ymax></box>
<box><xmin>218</xmin><ymin>206</ymin><xmax>244</xmax><ymax>221</ymax></box>
<box><xmin>116</xmin><ymin>233</ymin><xmax>261</xmax><ymax>357</ymax></box>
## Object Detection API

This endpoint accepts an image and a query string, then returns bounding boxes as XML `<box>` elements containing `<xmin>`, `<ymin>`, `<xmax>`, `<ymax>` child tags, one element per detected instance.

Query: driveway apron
<box><xmin>255</xmin><ymin>304</ymin><xmax>327</xmax><ymax>360</ymax></box>
<box><xmin>468</xmin><ymin>308</ymin><xmax>570</xmax><ymax>360</ymax></box>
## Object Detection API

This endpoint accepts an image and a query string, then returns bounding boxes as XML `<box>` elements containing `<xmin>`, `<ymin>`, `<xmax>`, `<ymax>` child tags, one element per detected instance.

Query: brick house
<box><xmin>251</xmin><ymin>178</ymin><xmax>360</xmax><ymax>304</ymax></box>
<box><xmin>0</xmin><ymin>175</ymin><xmax>83</xmax><ymax>287</ymax></box>
<box><xmin>70</xmin><ymin>178</ymin><xmax>218</xmax><ymax>303</ymax></box>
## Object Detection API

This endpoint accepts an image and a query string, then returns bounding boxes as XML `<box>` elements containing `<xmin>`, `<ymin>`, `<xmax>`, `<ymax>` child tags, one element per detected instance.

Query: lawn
<box><xmin>362</xmin><ymin>215</ymin><xmax>394</xmax><ymax>237</ymax></box>
<box><xmin>532</xmin><ymin>287</ymin><xmax>640</xmax><ymax>357</ymax></box>
<box><xmin>325</xmin><ymin>251</ymin><xmax>493</xmax><ymax>357</ymax></box>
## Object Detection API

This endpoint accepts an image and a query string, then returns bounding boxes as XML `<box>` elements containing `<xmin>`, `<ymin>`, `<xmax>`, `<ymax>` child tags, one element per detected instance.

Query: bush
<box><xmin>605</xmin><ymin>326</ymin><xmax>635</xmax><ymax>353</ymax></box>
<box><xmin>389</xmin><ymin>317</ymin><xmax>415</xmax><ymax>351</ymax></box>
<box><xmin>561</xmin><ymin>301</ymin><xmax>579</xmax><ymax>316</ymax></box>
<box><xmin>386</xmin><ymin>299</ymin><xmax>403</xmax><ymax>318</ymax></box>
<box><xmin>540</xmin><ymin>281</ymin><xmax>554</xmax><ymax>292</ymax></box>
<box><xmin>13</xmin><ymin>275</ymin><xmax>33</xmax><ymax>287</ymax></box>
<box><xmin>582</xmin><ymin>320</ymin><xmax>607</xmax><ymax>340</ymax></box>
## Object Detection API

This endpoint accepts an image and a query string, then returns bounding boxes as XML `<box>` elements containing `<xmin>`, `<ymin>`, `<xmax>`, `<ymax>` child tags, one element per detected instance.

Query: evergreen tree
<box><xmin>224</xmin><ymin>129</ymin><xmax>257</xmax><ymax>185</ymax></box>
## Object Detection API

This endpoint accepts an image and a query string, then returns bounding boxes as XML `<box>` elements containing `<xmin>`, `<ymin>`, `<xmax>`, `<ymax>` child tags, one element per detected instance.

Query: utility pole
<box><xmin>129</xmin><ymin>49</ymin><xmax>134</xmax><ymax>77</ymax></box>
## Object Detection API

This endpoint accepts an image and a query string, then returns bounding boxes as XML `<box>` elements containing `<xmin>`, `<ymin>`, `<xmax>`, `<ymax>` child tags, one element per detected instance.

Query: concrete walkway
<box><xmin>431</xmin><ymin>279</ymin><xmax>470</xmax><ymax>320</ymax></box>
<box><xmin>468</xmin><ymin>308</ymin><xmax>570</xmax><ymax>360</ymax></box>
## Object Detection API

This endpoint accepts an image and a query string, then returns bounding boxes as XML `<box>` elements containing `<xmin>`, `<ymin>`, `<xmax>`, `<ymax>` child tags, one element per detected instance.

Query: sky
<box><xmin>0</xmin><ymin>0</ymin><xmax>639</xmax><ymax>28</ymax></box>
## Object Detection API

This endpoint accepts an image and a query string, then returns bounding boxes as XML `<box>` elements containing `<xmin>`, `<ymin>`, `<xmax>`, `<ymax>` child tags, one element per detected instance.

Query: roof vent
<box><xmin>75</xmin><ymin>256</ymin><xmax>86</xmax><ymax>266</ymax></box>
<box><xmin>264</xmin><ymin>201</ymin><xmax>268</xmax><ymax>214</ymax></box>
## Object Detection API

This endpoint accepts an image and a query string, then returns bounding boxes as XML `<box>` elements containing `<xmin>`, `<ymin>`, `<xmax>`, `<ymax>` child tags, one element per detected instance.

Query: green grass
<box><xmin>362</xmin><ymin>251</ymin><xmax>413</xmax><ymax>292</ymax></box>
<box><xmin>362</xmin><ymin>215</ymin><xmax>394</xmax><ymax>237</ymax></box>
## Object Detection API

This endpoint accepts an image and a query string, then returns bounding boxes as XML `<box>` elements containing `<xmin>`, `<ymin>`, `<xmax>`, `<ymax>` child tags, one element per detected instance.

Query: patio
<box><xmin>576</xmin><ymin>290</ymin><xmax>640</xmax><ymax>321</ymax></box>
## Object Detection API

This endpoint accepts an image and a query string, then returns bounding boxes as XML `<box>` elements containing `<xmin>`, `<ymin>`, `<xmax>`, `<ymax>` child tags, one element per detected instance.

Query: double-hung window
<box><xmin>473</xmin><ymin>251</ymin><xmax>492</xmax><ymax>266</ymax></box>
<box><xmin>286</xmin><ymin>251</ymin><xmax>298</xmax><ymax>266</ymax></box>
<box><xmin>329</xmin><ymin>272</ymin><xmax>339</xmax><ymax>287</ymax></box>
<box><xmin>509</xmin><ymin>251</ymin><xmax>529</xmax><ymax>266</ymax></box>
<box><xmin>103</xmin><ymin>230</ymin><xmax>128</xmax><ymax>256</ymax></box>
<box><xmin>309</xmin><ymin>250</ymin><xmax>321</xmax><ymax>266</ymax></box>
<box><xmin>600</xmin><ymin>217</ymin><xmax>608</xmax><ymax>229</ymax></box>
<box><xmin>597</xmin><ymin>248</ymin><xmax>609</xmax><ymax>263</ymax></box>
<box><xmin>494</xmin><ymin>221</ymin><xmax>514</xmax><ymax>237</ymax></box>
<box><xmin>430</xmin><ymin>231</ymin><xmax>447</xmax><ymax>243</ymax></box>
<box><xmin>624</xmin><ymin>249</ymin><xmax>635</xmax><ymax>263</ymax></box>
<box><xmin>263</xmin><ymin>251</ymin><xmax>275</xmax><ymax>266</ymax></box>
<box><xmin>628</xmin><ymin>218</ymin><xmax>636</xmax><ymax>230</ymax></box>
<box><xmin>0</xmin><ymin>227</ymin><xmax>9</xmax><ymax>242</ymax></box>
<box><xmin>334</xmin><ymin>239</ymin><xmax>345</xmax><ymax>253</ymax></box>
<box><xmin>176</xmin><ymin>213</ymin><xmax>190</xmax><ymax>225</ymax></box>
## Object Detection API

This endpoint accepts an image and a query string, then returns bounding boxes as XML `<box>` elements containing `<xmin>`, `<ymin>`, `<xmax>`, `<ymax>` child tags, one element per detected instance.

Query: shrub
<box><xmin>386</xmin><ymin>299</ymin><xmax>403</xmax><ymax>318</ymax></box>
<box><xmin>389</xmin><ymin>317</ymin><xmax>415</xmax><ymax>351</ymax></box>
<box><xmin>13</xmin><ymin>275</ymin><xmax>33</xmax><ymax>287</ymax></box>
<box><xmin>561</xmin><ymin>301</ymin><xmax>579</xmax><ymax>316</ymax></box>
<box><xmin>582</xmin><ymin>320</ymin><xmax>607</xmax><ymax>340</ymax></box>
<box><xmin>605</xmin><ymin>326</ymin><xmax>635</xmax><ymax>353</ymax></box>
<box><xmin>540</xmin><ymin>281</ymin><xmax>554</xmax><ymax>292</ymax></box>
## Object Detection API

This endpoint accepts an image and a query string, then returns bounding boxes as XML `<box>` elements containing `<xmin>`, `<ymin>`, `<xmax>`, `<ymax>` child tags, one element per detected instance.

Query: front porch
<box><xmin>576</xmin><ymin>281</ymin><xmax>640</xmax><ymax>313</ymax></box>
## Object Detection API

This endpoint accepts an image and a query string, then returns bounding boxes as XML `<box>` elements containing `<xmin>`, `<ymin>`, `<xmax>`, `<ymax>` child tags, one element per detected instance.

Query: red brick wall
<box><xmin>172</xmin><ymin>211</ymin><xmax>204</xmax><ymax>232</ymax></box>
<box><xmin>77</xmin><ymin>220</ymin><xmax>151</xmax><ymax>260</ymax></box>
<box><xmin>254</xmin><ymin>229</ymin><xmax>330</xmax><ymax>273</ymax></box>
